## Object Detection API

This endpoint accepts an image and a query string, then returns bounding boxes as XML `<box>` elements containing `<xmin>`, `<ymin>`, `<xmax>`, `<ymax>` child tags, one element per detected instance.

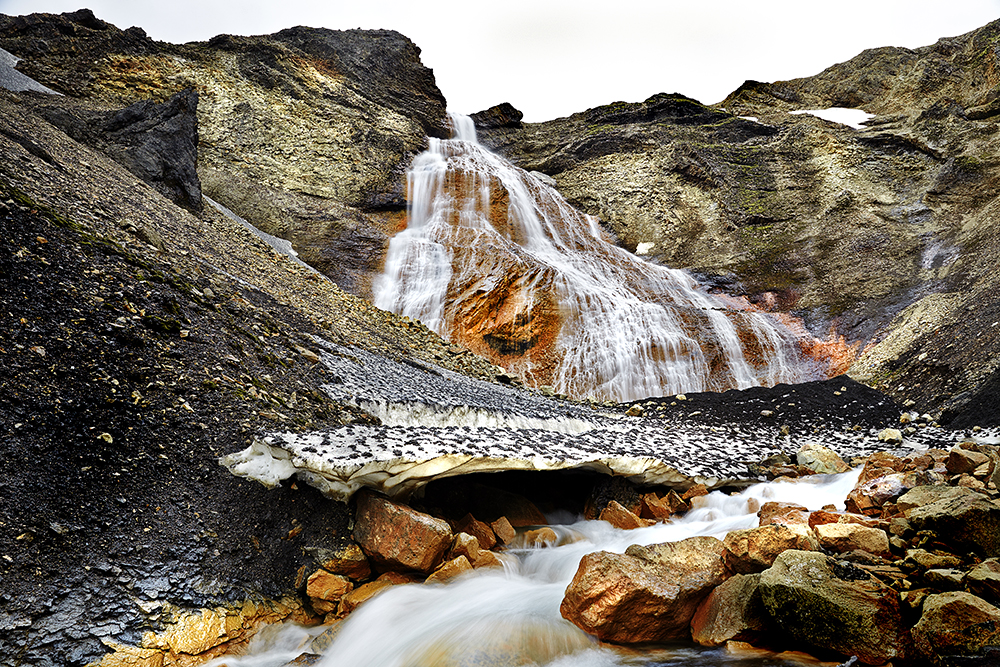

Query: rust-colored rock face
<box><xmin>376</xmin><ymin>124</ymin><xmax>831</xmax><ymax>401</ymax></box>
<box><xmin>352</xmin><ymin>491</ymin><xmax>454</xmax><ymax>573</ymax></box>
<box><xmin>560</xmin><ymin>537</ymin><xmax>727</xmax><ymax>643</ymax></box>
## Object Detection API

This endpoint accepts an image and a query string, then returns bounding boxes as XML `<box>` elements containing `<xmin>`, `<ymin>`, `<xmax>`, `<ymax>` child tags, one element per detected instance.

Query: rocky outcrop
<box><xmin>0</xmin><ymin>8</ymin><xmax>448</xmax><ymax>298</ymax></box>
<box><xmin>472</xmin><ymin>21</ymin><xmax>1000</xmax><ymax>425</ymax></box>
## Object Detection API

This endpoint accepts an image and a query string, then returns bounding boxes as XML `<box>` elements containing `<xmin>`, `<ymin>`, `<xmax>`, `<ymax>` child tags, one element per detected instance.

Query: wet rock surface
<box><xmin>473</xmin><ymin>22</ymin><xmax>1000</xmax><ymax>425</ymax></box>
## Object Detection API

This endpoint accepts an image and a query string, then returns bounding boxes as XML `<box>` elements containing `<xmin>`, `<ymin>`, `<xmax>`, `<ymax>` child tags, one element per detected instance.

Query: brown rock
<box><xmin>903</xmin><ymin>548</ymin><xmax>962</xmax><ymax>571</ymax></box>
<box><xmin>456</xmin><ymin>513</ymin><xmax>497</xmax><ymax>550</ymax></box>
<box><xmin>338</xmin><ymin>580</ymin><xmax>393</xmax><ymax>615</ymax></box>
<box><xmin>814</xmin><ymin>523</ymin><xmax>890</xmax><ymax>557</ymax></box>
<box><xmin>845</xmin><ymin>470</ymin><xmax>943</xmax><ymax>516</ymax></box>
<box><xmin>426</xmin><ymin>555</ymin><xmax>473</xmax><ymax>584</ymax></box>
<box><xmin>561</xmin><ymin>537</ymin><xmax>727</xmax><ymax>643</ymax></box>
<box><xmin>690</xmin><ymin>573</ymin><xmax>768</xmax><ymax>646</ymax></box>
<box><xmin>682</xmin><ymin>484</ymin><xmax>708</xmax><ymax>500</ymax></box>
<box><xmin>448</xmin><ymin>532</ymin><xmax>481</xmax><ymax>563</ymax></box>
<box><xmin>639</xmin><ymin>491</ymin><xmax>675</xmax><ymax>520</ymax></box>
<box><xmin>306</xmin><ymin>570</ymin><xmax>353</xmax><ymax>614</ymax></box>
<box><xmin>318</xmin><ymin>543</ymin><xmax>371</xmax><ymax>580</ymax></box>
<box><xmin>472</xmin><ymin>550</ymin><xmax>505</xmax><ymax>569</ymax></box>
<box><xmin>912</xmin><ymin>591</ymin><xmax>1000</xmax><ymax>661</ymax></box>
<box><xmin>490</xmin><ymin>516</ymin><xmax>516</xmax><ymax>544</ymax></box>
<box><xmin>796</xmin><ymin>443</ymin><xmax>850</xmax><ymax>474</ymax></box>
<box><xmin>947</xmin><ymin>446</ymin><xmax>990</xmax><ymax>475</ymax></box>
<box><xmin>758</xmin><ymin>501</ymin><xmax>809</xmax><ymax>526</ymax></box>
<box><xmin>967</xmin><ymin>559</ymin><xmax>1000</xmax><ymax>602</ymax></box>
<box><xmin>899</xmin><ymin>485</ymin><xmax>1000</xmax><ymax>557</ymax></box>
<box><xmin>353</xmin><ymin>491</ymin><xmax>453</xmax><ymax>573</ymax></box>
<box><xmin>521</xmin><ymin>527</ymin><xmax>558</xmax><ymax>547</ymax></box>
<box><xmin>723</xmin><ymin>524</ymin><xmax>819</xmax><ymax>574</ymax></box>
<box><xmin>600</xmin><ymin>500</ymin><xmax>654</xmax><ymax>530</ymax></box>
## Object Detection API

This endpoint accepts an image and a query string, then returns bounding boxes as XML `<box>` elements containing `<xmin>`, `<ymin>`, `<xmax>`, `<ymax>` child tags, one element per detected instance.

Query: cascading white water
<box><xmin>213</xmin><ymin>470</ymin><xmax>861</xmax><ymax>667</ymax></box>
<box><xmin>374</xmin><ymin>113</ymin><xmax>816</xmax><ymax>402</ymax></box>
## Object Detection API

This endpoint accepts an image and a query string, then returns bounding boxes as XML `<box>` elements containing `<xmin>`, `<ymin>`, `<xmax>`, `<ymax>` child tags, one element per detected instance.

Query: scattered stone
<box><xmin>898</xmin><ymin>486</ymin><xmax>1000</xmax><ymax>557</ymax></box>
<box><xmin>306</xmin><ymin>570</ymin><xmax>353</xmax><ymax>614</ymax></box>
<box><xmin>758</xmin><ymin>502</ymin><xmax>809</xmax><ymax>526</ymax></box>
<box><xmin>912</xmin><ymin>591</ymin><xmax>1000</xmax><ymax>662</ymax></box>
<box><xmin>924</xmin><ymin>568</ymin><xmax>965</xmax><ymax>590</ymax></box>
<box><xmin>724</xmin><ymin>524</ymin><xmax>819</xmax><ymax>574</ymax></box>
<box><xmin>599</xmin><ymin>500</ymin><xmax>653</xmax><ymax>529</ymax></box>
<box><xmin>490</xmin><ymin>516</ymin><xmax>516</xmax><ymax>545</ymax></box>
<box><xmin>448</xmin><ymin>532</ymin><xmax>481</xmax><ymax>563</ymax></box>
<box><xmin>426</xmin><ymin>555</ymin><xmax>473</xmax><ymax>584</ymax></box>
<box><xmin>759</xmin><ymin>550</ymin><xmax>907</xmax><ymax>665</ymax></box>
<box><xmin>472</xmin><ymin>551</ymin><xmax>504</xmax><ymax>569</ymax></box>
<box><xmin>967</xmin><ymin>559</ymin><xmax>1000</xmax><ymax>602</ymax></box>
<box><xmin>877</xmin><ymin>428</ymin><xmax>903</xmax><ymax>444</ymax></box>
<box><xmin>625</xmin><ymin>405</ymin><xmax>644</xmax><ymax>417</ymax></box>
<box><xmin>796</xmin><ymin>443</ymin><xmax>850</xmax><ymax>474</ymax></box>
<box><xmin>293</xmin><ymin>345</ymin><xmax>321</xmax><ymax>364</ymax></box>
<box><xmin>946</xmin><ymin>445</ymin><xmax>990</xmax><ymax>475</ymax></box>
<box><xmin>353</xmin><ymin>491</ymin><xmax>453</xmax><ymax>573</ymax></box>
<box><xmin>903</xmin><ymin>548</ymin><xmax>962</xmax><ymax>571</ymax></box>
<box><xmin>639</xmin><ymin>492</ymin><xmax>676</xmax><ymax>520</ymax></box>
<box><xmin>814</xmin><ymin>523</ymin><xmax>890</xmax><ymax>557</ymax></box>
<box><xmin>521</xmin><ymin>527</ymin><xmax>558</xmax><ymax>547</ymax></box>
<box><xmin>690</xmin><ymin>573</ymin><xmax>768</xmax><ymax>646</ymax></box>
<box><xmin>456</xmin><ymin>513</ymin><xmax>497</xmax><ymax>550</ymax></box>
<box><xmin>317</xmin><ymin>543</ymin><xmax>371</xmax><ymax>580</ymax></box>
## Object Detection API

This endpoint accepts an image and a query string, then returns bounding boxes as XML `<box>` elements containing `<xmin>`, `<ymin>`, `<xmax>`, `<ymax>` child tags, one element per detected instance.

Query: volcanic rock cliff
<box><xmin>2</xmin><ymin>8</ymin><xmax>1000</xmax><ymax>666</ymax></box>
<box><xmin>472</xmin><ymin>21</ymin><xmax>1000</xmax><ymax>426</ymax></box>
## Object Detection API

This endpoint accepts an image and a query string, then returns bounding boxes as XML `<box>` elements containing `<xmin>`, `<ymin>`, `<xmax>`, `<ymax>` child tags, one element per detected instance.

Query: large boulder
<box><xmin>796</xmin><ymin>443</ymin><xmax>849</xmax><ymax>474</ymax></box>
<box><xmin>813</xmin><ymin>523</ymin><xmax>890</xmax><ymax>557</ymax></box>
<box><xmin>759</xmin><ymin>550</ymin><xmax>907</xmax><ymax>665</ymax></box>
<box><xmin>967</xmin><ymin>559</ymin><xmax>1000</xmax><ymax>603</ymax></box>
<box><xmin>723</xmin><ymin>523</ymin><xmax>818</xmax><ymax>574</ymax></box>
<box><xmin>898</xmin><ymin>486</ymin><xmax>1000</xmax><ymax>557</ymax></box>
<box><xmin>911</xmin><ymin>591</ymin><xmax>1000</xmax><ymax>662</ymax></box>
<box><xmin>690</xmin><ymin>573</ymin><xmax>768</xmax><ymax>646</ymax></box>
<box><xmin>560</xmin><ymin>537</ymin><xmax>727</xmax><ymax>643</ymax></box>
<box><xmin>352</xmin><ymin>491</ymin><xmax>453</xmax><ymax>573</ymax></box>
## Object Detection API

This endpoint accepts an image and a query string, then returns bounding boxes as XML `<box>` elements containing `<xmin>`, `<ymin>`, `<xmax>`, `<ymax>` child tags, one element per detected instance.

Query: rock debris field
<box><xmin>224</xmin><ymin>339</ymin><xmax>994</xmax><ymax>500</ymax></box>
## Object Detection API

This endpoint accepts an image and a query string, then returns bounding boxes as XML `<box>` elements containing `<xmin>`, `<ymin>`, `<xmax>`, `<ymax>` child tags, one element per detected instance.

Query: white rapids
<box><xmin>374</xmin><ymin>113</ymin><xmax>817</xmax><ymax>403</ymax></box>
<box><xmin>209</xmin><ymin>469</ymin><xmax>862</xmax><ymax>667</ymax></box>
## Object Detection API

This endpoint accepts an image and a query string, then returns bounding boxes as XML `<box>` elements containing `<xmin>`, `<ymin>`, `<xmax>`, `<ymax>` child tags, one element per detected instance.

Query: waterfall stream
<box><xmin>210</xmin><ymin>470</ymin><xmax>861</xmax><ymax>667</ymax></box>
<box><xmin>374</xmin><ymin>114</ymin><xmax>818</xmax><ymax>403</ymax></box>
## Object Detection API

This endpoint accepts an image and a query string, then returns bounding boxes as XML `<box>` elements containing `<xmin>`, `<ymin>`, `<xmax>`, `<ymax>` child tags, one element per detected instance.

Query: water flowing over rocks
<box><xmin>2</xmin><ymin>7</ymin><xmax>1000</xmax><ymax>667</ymax></box>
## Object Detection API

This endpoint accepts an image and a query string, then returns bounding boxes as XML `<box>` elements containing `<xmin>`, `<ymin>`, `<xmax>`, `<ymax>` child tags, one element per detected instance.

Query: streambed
<box><xmin>210</xmin><ymin>471</ymin><xmax>862</xmax><ymax>667</ymax></box>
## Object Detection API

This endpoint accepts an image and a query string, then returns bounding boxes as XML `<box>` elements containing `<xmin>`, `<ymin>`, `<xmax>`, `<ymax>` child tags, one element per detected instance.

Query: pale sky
<box><xmin>1</xmin><ymin>1</ymin><xmax>998</xmax><ymax>121</ymax></box>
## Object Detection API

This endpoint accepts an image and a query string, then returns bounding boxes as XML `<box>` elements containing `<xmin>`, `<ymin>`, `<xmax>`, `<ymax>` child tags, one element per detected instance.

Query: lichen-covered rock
<box><xmin>561</xmin><ymin>537</ymin><xmax>727</xmax><ymax>643</ymax></box>
<box><xmin>690</xmin><ymin>573</ymin><xmax>768</xmax><ymax>646</ymax></box>
<box><xmin>898</xmin><ymin>485</ymin><xmax>1000</xmax><ymax>557</ymax></box>
<box><xmin>796</xmin><ymin>443</ymin><xmax>850</xmax><ymax>474</ymax></box>
<box><xmin>317</xmin><ymin>542</ymin><xmax>371</xmax><ymax>580</ymax></box>
<box><xmin>813</xmin><ymin>523</ymin><xmax>890</xmax><ymax>557</ymax></box>
<box><xmin>912</xmin><ymin>591</ymin><xmax>1000</xmax><ymax>662</ymax></box>
<box><xmin>759</xmin><ymin>550</ymin><xmax>907</xmax><ymax>665</ymax></box>
<box><xmin>352</xmin><ymin>491</ymin><xmax>453</xmax><ymax>573</ymax></box>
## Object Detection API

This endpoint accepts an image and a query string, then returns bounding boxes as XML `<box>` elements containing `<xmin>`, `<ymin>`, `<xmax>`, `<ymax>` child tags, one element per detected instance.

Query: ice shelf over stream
<box><xmin>220</xmin><ymin>338</ymin><xmax>936</xmax><ymax>500</ymax></box>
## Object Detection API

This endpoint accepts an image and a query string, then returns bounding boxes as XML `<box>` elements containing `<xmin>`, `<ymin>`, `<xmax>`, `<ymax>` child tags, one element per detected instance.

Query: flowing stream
<box><xmin>211</xmin><ymin>469</ymin><xmax>861</xmax><ymax>667</ymax></box>
<box><xmin>374</xmin><ymin>114</ymin><xmax>818</xmax><ymax>403</ymax></box>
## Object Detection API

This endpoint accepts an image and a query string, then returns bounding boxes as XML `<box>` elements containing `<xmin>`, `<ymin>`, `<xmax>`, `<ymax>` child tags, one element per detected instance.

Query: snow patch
<box><xmin>789</xmin><ymin>108</ymin><xmax>874</xmax><ymax>130</ymax></box>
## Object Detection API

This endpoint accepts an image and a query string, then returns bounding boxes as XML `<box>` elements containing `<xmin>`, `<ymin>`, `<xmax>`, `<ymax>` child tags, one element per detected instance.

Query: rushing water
<box><xmin>210</xmin><ymin>470</ymin><xmax>861</xmax><ymax>667</ymax></box>
<box><xmin>374</xmin><ymin>114</ymin><xmax>817</xmax><ymax>403</ymax></box>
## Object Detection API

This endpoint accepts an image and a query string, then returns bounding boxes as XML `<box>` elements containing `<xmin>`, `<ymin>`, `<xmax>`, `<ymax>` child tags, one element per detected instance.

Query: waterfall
<box><xmin>375</xmin><ymin>113</ymin><xmax>817</xmax><ymax>402</ymax></box>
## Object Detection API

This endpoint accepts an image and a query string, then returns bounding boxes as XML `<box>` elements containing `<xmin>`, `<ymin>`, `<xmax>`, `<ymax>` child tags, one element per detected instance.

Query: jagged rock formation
<box><xmin>473</xmin><ymin>20</ymin><xmax>1000</xmax><ymax>424</ymax></box>
<box><xmin>0</xmin><ymin>8</ymin><xmax>447</xmax><ymax>296</ymax></box>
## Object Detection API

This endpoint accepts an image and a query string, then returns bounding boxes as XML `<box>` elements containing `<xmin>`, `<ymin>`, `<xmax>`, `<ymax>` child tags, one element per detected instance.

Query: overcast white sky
<box><xmin>2</xmin><ymin>1</ymin><xmax>998</xmax><ymax>121</ymax></box>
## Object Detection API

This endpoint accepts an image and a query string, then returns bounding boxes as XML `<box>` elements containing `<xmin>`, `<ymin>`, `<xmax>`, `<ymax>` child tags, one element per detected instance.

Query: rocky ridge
<box><xmin>472</xmin><ymin>21</ymin><xmax>1000</xmax><ymax>426</ymax></box>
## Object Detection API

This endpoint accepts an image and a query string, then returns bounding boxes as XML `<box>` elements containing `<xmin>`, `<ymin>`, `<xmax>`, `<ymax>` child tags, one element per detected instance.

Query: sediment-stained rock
<box><xmin>911</xmin><ymin>591</ymin><xmax>1000</xmax><ymax>662</ymax></box>
<box><xmin>560</xmin><ymin>536</ymin><xmax>727</xmax><ymax>643</ymax></box>
<box><xmin>759</xmin><ymin>550</ymin><xmax>907</xmax><ymax>665</ymax></box>
<box><xmin>352</xmin><ymin>491</ymin><xmax>453</xmax><ymax>573</ymax></box>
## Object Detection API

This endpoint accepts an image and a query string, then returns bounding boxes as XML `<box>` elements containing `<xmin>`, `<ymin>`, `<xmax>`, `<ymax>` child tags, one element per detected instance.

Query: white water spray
<box><xmin>375</xmin><ymin>113</ymin><xmax>816</xmax><ymax>402</ymax></box>
<box><xmin>219</xmin><ymin>470</ymin><xmax>861</xmax><ymax>667</ymax></box>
